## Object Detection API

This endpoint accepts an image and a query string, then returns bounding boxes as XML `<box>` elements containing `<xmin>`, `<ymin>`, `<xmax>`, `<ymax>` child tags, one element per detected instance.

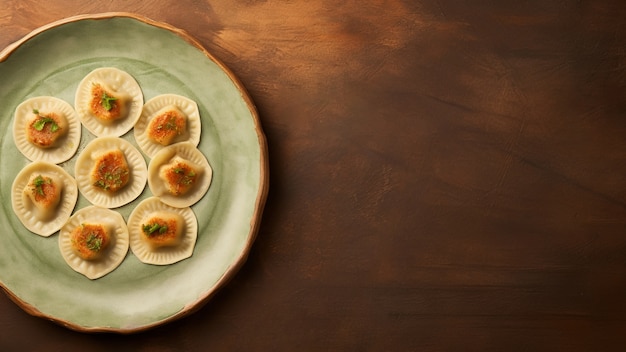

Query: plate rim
<box><xmin>0</xmin><ymin>12</ymin><xmax>270</xmax><ymax>334</ymax></box>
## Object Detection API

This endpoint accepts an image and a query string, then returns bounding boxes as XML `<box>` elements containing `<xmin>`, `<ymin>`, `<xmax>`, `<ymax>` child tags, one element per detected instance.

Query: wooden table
<box><xmin>2</xmin><ymin>1</ymin><xmax>626</xmax><ymax>350</ymax></box>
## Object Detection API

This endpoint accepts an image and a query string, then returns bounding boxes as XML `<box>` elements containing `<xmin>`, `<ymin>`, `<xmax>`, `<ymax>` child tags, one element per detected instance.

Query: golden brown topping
<box><xmin>91</xmin><ymin>149</ymin><xmax>130</xmax><ymax>192</ymax></box>
<box><xmin>161</xmin><ymin>161</ymin><xmax>199</xmax><ymax>196</ymax></box>
<box><xmin>70</xmin><ymin>223</ymin><xmax>110</xmax><ymax>260</ymax></box>
<box><xmin>141</xmin><ymin>213</ymin><xmax>184</xmax><ymax>248</ymax></box>
<box><xmin>26</xmin><ymin>110</ymin><xmax>67</xmax><ymax>148</ymax></box>
<box><xmin>89</xmin><ymin>84</ymin><xmax>128</xmax><ymax>121</ymax></box>
<box><xmin>147</xmin><ymin>107</ymin><xmax>187</xmax><ymax>146</ymax></box>
<box><xmin>25</xmin><ymin>174</ymin><xmax>62</xmax><ymax>220</ymax></box>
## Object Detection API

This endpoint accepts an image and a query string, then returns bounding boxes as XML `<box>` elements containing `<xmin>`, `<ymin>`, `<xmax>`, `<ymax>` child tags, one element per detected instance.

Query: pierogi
<box><xmin>74</xmin><ymin>137</ymin><xmax>147</xmax><ymax>208</ymax></box>
<box><xmin>11</xmin><ymin>161</ymin><xmax>78</xmax><ymax>237</ymax></box>
<box><xmin>148</xmin><ymin>142</ymin><xmax>212</xmax><ymax>208</ymax></box>
<box><xmin>134</xmin><ymin>94</ymin><xmax>201</xmax><ymax>158</ymax></box>
<box><xmin>127</xmin><ymin>197</ymin><xmax>198</xmax><ymax>265</ymax></box>
<box><xmin>75</xmin><ymin>67</ymin><xmax>143</xmax><ymax>137</ymax></box>
<box><xmin>13</xmin><ymin>96</ymin><xmax>81</xmax><ymax>164</ymax></box>
<box><xmin>59</xmin><ymin>206</ymin><xmax>129</xmax><ymax>280</ymax></box>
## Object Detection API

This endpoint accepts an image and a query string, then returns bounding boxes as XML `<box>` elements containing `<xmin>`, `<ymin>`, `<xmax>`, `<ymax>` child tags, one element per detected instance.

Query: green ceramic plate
<box><xmin>0</xmin><ymin>13</ymin><xmax>268</xmax><ymax>333</ymax></box>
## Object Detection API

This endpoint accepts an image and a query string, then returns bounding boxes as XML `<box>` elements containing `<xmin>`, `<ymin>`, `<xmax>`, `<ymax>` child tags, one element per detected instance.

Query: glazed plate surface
<box><xmin>0</xmin><ymin>13</ymin><xmax>268</xmax><ymax>333</ymax></box>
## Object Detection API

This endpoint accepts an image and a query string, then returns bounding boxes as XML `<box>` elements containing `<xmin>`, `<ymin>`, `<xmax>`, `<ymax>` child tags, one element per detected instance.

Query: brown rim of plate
<box><xmin>0</xmin><ymin>12</ymin><xmax>270</xmax><ymax>334</ymax></box>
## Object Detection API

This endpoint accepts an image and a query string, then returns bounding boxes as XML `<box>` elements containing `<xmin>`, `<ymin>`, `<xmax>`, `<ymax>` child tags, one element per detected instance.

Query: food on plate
<box><xmin>134</xmin><ymin>94</ymin><xmax>201</xmax><ymax>157</ymax></box>
<box><xmin>59</xmin><ymin>206</ymin><xmax>129</xmax><ymax>280</ymax></box>
<box><xmin>75</xmin><ymin>67</ymin><xmax>143</xmax><ymax>137</ymax></box>
<box><xmin>11</xmin><ymin>161</ymin><xmax>78</xmax><ymax>237</ymax></box>
<box><xmin>24</xmin><ymin>174</ymin><xmax>62</xmax><ymax>220</ymax></box>
<box><xmin>147</xmin><ymin>106</ymin><xmax>187</xmax><ymax>145</ymax></box>
<box><xmin>89</xmin><ymin>83</ymin><xmax>130</xmax><ymax>122</ymax></box>
<box><xmin>159</xmin><ymin>156</ymin><xmax>202</xmax><ymax>196</ymax></box>
<box><xmin>140</xmin><ymin>212</ymin><xmax>185</xmax><ymax>248</ymax></box>
<box><xmin>127</xmin><ymin>197</ymin><xmax>198</xmax><ymax>265</ymax></box>
<box><xmin>75</xmin><ymin>137</ymin><xmax>147</xmax><ymax>208</ymax></box>
<box><xmin>70</xmin><ymin>223</ymin><xmax>111</xmax><ymax>261</ymax></box>
<box><xmin>26</xmin><ymin>109</ymin><xmax>68</xmax><ymax>148</ymax></box>
<box><xmin>148</xmin><ymin>142</ymin><xmax>212</xmax><ymax>208</ymax></box>
<box><xmin>91</xmin><ymin>149</ymin><xmax>130</xmax><ymax>193</ymax></box>
<box><xmin>12</xmin><ymin>96</ymin><xmax>81</xmax><ymax>164</ymax></box>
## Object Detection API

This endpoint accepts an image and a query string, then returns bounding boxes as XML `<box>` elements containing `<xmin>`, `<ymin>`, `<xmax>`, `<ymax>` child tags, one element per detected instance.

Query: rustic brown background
<box><xmin>2</xmin><ymin>1</ymin><xmax>626</xmax><ymax>350</ymax></box>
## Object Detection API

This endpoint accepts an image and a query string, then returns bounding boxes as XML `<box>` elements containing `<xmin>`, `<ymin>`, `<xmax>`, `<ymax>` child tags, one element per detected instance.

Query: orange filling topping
<box><xmin>91</xmin><ymin>150</ymin><xmax>130</xmax><ymax>192</ymax></box>
<box><xmin>141</xmin><ymin>216</ymin><xmax>181</xmax><ymax>248</ymax></box>
<box><xmin>28</xmin><ymin>175</ymin><xmax>59</xmax><ymax>208</ymax></box>
<box><xmin>163</xmin><ymin>162</ymin><xmax>197</xmax><ymax>196</ymax></box>
<box><xmin>70</xmin><ymin>223</ymin><xmax>110</xmax><ymax>260</ymax></box>
<box><xmin>26</xmin><ymin>111</ymin><xmax>65</xmax><ymax>148</ymax></box>
<box><xmin>89</xmin><ymin>84</ymin><xmax>126</xmax><ymax>121</ymax></box>
<box><xmin>147</xmin><ymin>109</ymin><xmax>187</xmax><ymax>145</ymax></box>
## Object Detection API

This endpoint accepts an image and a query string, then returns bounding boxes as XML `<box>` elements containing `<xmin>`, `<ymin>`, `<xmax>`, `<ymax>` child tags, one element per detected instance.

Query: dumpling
<box><xmin>75</xmin><ymin>67</ymin><xmax>143</xmax><ymax>137</ymax></box>
<box><xmin>91</xmin><ymin>149</ymin><xmax>130</xmax><ymax>193</ymax></box>
<box><xmin>147</xmin><ymin>142</ymin><xmax>212</xmax><ymax>208</ymax></box>
<box><xmin>140</xmin><ymin>212</ymin><xmax>185</xmax><ymax>248</ymax></box>
<box><xmin>11</xmin><ymin>161</ymin><xmax>78</xmax><ymax>237</ymax></box>
<box><xmin>134</xmin><ymin>94</ymin><xmax>201</xmax><ymax>158</ymax></box>
<box><xmin>146</xmin><ymin>106</ymin><xmax>187</xmax><ymax>145</ymax></box>
<box><xmin>158</xmin><ymin>156</ymin><xmax>203</xmax><ymax>196</ymax></box>
<box><xmin>58</xmin><ymin>206</ymin><xmax>129</xmax><ymax>280</ymax></box>
<box><xmin>70</xmin><ymin>223</ymin><xmax>112</xmax><ymax>261</ymax></box>
<box><xmin>75</xmin><ymin>137</ymin><xmax>147</xmax><ymax>208</ymax></box>
<box><xmin>24</xmin><ymin>173</ymin><xmax>62</xmax><ymax>220</ymax></box>
<box><xmin>13</xmin><ymin>96</ymin><xmax>81</xmax><ymax>164</ymax></box>
<box><xmin>26</xmin><ymin>110</ymin><xmax>68</xmax><ymax>148</ymax></box>
<box><xmin>88</xmin><ymin>83</ymin><xmax>130</xmax><ymax>122</ymax></box>
<box><xmin>127</xmin><ymin>197</ymin><xmax>198</xmax><ymax>265</ymax></box>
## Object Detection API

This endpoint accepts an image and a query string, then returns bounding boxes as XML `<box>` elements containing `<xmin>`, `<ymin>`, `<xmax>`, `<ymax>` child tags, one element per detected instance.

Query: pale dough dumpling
<box><xmin>134</xmin><ymin>94</ymin><xmax>201</xmax><ymax>158</ymax></box>
<box><xmin>127</xmin><ymin>197</ymin><xmax>198</xmax><ymax>265</ymax></box>
<box><xmin>74</xmin><ymin>67</ymin><xmax>143</xmax><ymax>137</ymax></box>
<box><xmin>11</xmin><ymin>161</ymin><xmax>78</xmax><ymax>237</ymax></box>
<box><xmin>13</xmin><ymin>96</ymin><xmax>81</xmax><ymax>164</ymax></box>
<box><xmin>147</xmin><ymin>142</ymin><xmax>212</xmax><ymax>208</ymax></box>
<box><xmin>24</xmin><ymin>173</ymin><xmax>62</xmax><ymax>220</ymax></box>
<box><xmin>74</xmin><ymin>137</ymin><xmax>147</xmax><ymax>208</ymax></box>
<box><xmin>58</xmin><ymin>206</ymin><xmax>129</xmax><ymax>280</ymax></box>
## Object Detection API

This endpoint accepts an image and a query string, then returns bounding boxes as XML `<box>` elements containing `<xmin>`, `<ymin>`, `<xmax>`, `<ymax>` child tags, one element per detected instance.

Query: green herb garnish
<box><xmin>156</xmin><ymin>115</ymin><xmax>180</xmax><ymax>132</ymax></box>
<box><xmin>171</xmin><ymin>166</ymin><xmax>196</xmax><ymax>186</ymax></box>
<box><xmin>32</xmin><ymin>110</ymin><xmax>60</xmax><ymax>132</ymax></box>
<box><xmin>32</xmin><ymin>175</ymin><xmax>49</xmax><ymax>196</ymax></box>
<box><xmin>85</xmin><ymin>233</ymin><xmax>103</xmax><ymax>252</ymax></box>
<box><xmin>165</xmin><ymin>118</ymin><xmax>178</xmax><ymax>131</ymax></box>
<box><xmin>93</xmin><ymin>167</ymin><xmax>129</xmax><ymax>191</ymax></box>
<box><xmin>93</xmin><ymin>179</ymin><xmax>108</xmax><ymax>190</ymax></box>
<box><xmin>101</xmin><ymin>92</ymin><xmax>118</xmax><ymax>111</ymax></box>
<box><xmin>142</xmin><ymin>223</ymin><xmax>168</xmax><ymax>236</ymax></box>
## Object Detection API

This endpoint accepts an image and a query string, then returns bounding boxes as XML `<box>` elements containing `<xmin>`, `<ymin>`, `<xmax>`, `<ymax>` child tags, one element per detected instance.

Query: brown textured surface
<box><xmin>2</xmin><ymin>0</ymin><xmax>626</xmax><ymax>350</ymax></box>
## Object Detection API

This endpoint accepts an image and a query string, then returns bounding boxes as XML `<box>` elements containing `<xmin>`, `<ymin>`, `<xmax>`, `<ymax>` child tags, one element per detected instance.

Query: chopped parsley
<box><xmin>93</xmin><ymin>179</ymin><xmax>108</xmax><ymax>190</ymax></box>
<box><xmin>32</xmin><ymin>175</ymin><xmax>50</xmax><ymax>196</ymax></box>
<box><xmin>32</xmin><ymin>110</ymin><xmax>60</xmax><ymax>132</ymax></box>
<box><xmin>172</xmin><ymin>166</ymin><xmax>196</xmax><ymax>185</ymax></box>
<box><xmin>142</xmin><ymin>223</ymin><xmax>168</xmax><ymax>236</ymax></box>
<box><xmin>85</xmin><ymin>233</ymin><xmax>103</xmax><ymax>252</ymax></box>
<box><xmin>93</xmin><ymin>170</ymin><xmax>127</xmax><ymax>190</ymax></box>
<box><xmin>93</xmin><ymin>161</ymin><xmax>129</xmax><ymax>191</ymax></box>
<box><xmin>100</xmin><ymin>92</ymin><xmax>118</xmax><ymax>111</ymax></box>
<box><xmin>155</xmin><ymin>113</ymin><xmax>182</xmax><ymax>132</ymax></box>
<box><xmin>162</xmin><ymin>118</ymin><xmax>179</xmax><ymax>131</ymax></box>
